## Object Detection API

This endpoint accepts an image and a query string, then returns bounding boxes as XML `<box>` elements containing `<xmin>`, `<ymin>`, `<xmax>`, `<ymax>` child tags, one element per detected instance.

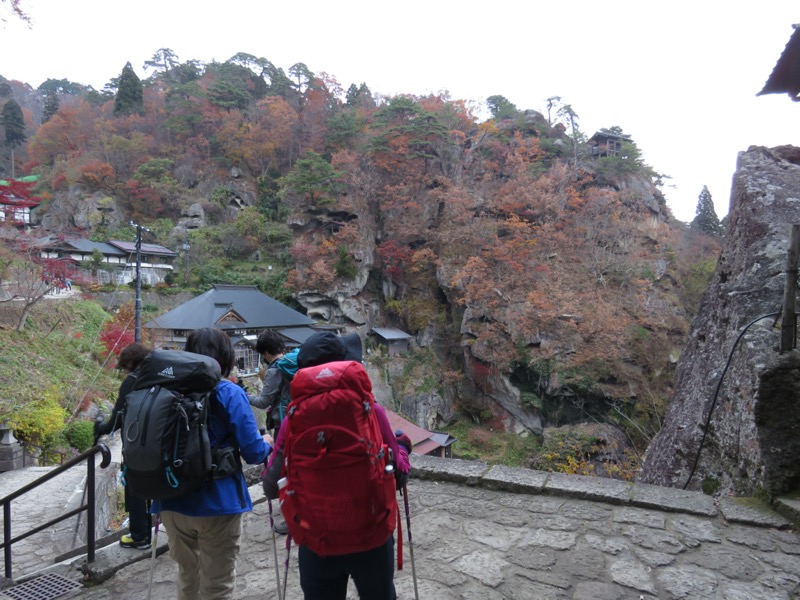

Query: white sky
<box><xmin>1</xmin><ymin>0</ymin><xmax>799</xmax><ymax>222</ymax></box>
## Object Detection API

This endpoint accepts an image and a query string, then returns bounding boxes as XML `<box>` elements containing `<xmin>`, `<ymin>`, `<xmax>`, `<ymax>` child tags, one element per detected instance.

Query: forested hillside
<box><xmin>0</xmin><ymin>49</ymin><xmax>721</xmax><ymax>474</ymax></box>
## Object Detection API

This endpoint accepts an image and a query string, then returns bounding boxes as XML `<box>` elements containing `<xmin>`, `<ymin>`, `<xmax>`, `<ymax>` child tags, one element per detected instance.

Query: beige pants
<box><xmin>160</xmin><ymin>511</ymin><xmax>243</xmax><ymax>600</ymax></box>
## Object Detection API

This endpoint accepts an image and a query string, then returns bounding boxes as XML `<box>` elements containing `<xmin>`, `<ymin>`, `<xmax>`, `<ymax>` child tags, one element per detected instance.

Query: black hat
<box><xmin>297</xmin><ymin>332</ymin><xmax>346</xmax><ymax>368</ymax></box>
<box><xmin>341</xmin><ymin>333</ymin><xmax>363</xmax><ymax>363</ymax></box>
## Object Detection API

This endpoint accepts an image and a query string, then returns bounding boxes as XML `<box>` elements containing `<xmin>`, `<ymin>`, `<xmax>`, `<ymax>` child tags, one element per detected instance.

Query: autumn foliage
<box><xmin>6</xmin><ymin>52</ymin><xmax>719</xmax><ymax>449</ymax></box>
<box><xmin>99</xmin><ymin>302</ymin><xmax>141</xmax><ymax>364</ymax></box>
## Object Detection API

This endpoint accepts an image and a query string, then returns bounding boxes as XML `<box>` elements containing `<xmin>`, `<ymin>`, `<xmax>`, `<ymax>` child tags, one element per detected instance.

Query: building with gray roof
<box><xmin>145</xmin><ymin>284</ymin><xmax>317</xmax><ymax>375</ymax></box>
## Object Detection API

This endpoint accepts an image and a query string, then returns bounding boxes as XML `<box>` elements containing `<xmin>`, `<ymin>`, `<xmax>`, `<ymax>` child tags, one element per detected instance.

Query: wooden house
<box><xmin>36</xmin><ymin>236</ymin><xmax>177</xmax><ymax>285</ymax></box>
<box><xmin>384</xmin><ymin>408</ymin><xmax>456</xmax><ymax>458</ymax></box>
<box><xmin>144</xmin><ymin>284</ymin><xmax>317</xmax><ymax>376</ymax></box>
<box><xmin>369</xmin><ymin>327</ymin><xmax>412</xmax><ymax>356</ymax></box>
<box><xmin>0</xmin><ymin>177</ymin><xmax>40</xmax><ymax>226</ymax></box>
<box><xmin>588</xmin><ymin>129</ymin><xmax>632</xmax><ymax>158</ymax></box>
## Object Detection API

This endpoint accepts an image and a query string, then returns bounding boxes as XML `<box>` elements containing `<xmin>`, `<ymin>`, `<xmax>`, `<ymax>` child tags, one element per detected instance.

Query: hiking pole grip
<box><xmin>402</xmin><ymin>485</ymin><xmax>420</xmax><ymax>600</ymax></box>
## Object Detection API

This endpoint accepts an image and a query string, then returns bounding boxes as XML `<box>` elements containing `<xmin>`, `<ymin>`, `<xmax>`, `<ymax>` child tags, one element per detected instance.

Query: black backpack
<box><xmin>121</xmin><ymin>349</ymin><xmax>221</xmax><ymax>501</ymax></box>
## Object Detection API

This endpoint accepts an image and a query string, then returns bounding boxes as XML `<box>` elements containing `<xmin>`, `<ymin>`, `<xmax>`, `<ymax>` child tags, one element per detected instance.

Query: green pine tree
<box><xmin>113</xmin><ymin>62</ymin><xmax>144</xmax><ymax>116</ymax></box>
<box><xmin>690</xmin><ymin>185</ymin><xmax>723</xmax><ymax>235</ymax></box>
<box><xmin>41</xmin><ymin>91</ymin><xmax>60</xmax><ymax>124</ymax></box>
<box><xmin>486</xmin><ymin>95</ymin><xmax>518</xmax><ymax>120</ymax></box>
<box><xmin>2</xmin><ymin>99</ymin><xmax>26</xmax><ymax>178</ymax></box>
<box><xmin>280</xmin><ymin>151</ymin><xmax>342</xmax><ymax>207</ymax></box>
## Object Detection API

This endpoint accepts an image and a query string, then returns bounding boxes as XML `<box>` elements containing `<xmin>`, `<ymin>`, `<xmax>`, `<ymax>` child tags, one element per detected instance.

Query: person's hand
<box><xmin>394</xmin><ymin>468</ymin><xmax>408</xmax><ymax>491</ymax></box>
<box><xmin>262</xmin><ymin>432</ymin><xmax>274</xmax><ymax>447</ymax></box>
<box><xmin>394</xmin><ymin>429</ymin><xmax>410</xmax><ymax>490</ymax></box>
<box><xmin>395</xmin><ymin>430</ymin><xmax>412</xmax><ymax>453</ymax></box>
<box><xmin>93</xmin><ymin>416</ymin><xmax>108</xmax><ymax>440</ymax></box>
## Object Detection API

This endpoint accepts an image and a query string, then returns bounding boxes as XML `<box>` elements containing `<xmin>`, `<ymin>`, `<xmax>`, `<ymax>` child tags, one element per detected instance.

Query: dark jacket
<box><xmin>97</xmin><ymin>370</ymin><xmax>137</xmax><ymax>436</ymax></box>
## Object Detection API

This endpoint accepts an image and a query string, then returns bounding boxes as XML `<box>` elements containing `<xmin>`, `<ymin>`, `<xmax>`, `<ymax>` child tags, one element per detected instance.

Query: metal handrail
<box><xmin>1</xmin><ymin>443</ymin><xmax>112</xmax><ymax>580</ymax></box>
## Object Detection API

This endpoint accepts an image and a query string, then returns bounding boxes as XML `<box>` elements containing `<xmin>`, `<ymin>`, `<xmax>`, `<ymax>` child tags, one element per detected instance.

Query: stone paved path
<box><xmin>4</xmin><ymin>455</ymin><xmax>800</xmax><ymax>599</ymax></box>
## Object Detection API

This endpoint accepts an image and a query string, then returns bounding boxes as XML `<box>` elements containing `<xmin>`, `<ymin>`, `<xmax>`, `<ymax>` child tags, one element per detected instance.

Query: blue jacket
<box><xmin>151</xmin><ymin>379</ymin><xmax>271</xmax><ymax>517</ymax></box>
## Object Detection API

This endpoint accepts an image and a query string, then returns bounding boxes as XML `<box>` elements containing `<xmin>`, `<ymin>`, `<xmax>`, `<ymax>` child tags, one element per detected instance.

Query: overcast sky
<box><xmin>2</xmin><ymin>1</ymin><xmax>799</xmax><ymax>223</ymax></box>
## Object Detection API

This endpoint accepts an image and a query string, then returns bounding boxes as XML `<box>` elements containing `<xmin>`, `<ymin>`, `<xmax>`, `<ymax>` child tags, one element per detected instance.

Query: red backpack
<box><xmin>278</xmin><ymin>360</ymin><xmax>397</xmax><ymax>557</ymax></box>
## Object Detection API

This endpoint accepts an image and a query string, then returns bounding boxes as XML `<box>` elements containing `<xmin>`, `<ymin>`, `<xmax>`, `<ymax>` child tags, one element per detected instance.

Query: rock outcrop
<box><xmin>640</xmin><ymin>145</ymin><xmax>800</xmax><ymax>496</ymax></box>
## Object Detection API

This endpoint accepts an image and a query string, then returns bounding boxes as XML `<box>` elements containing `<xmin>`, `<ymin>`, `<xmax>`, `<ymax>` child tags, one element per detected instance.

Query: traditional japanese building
<box><xmin>144</xmin><ymin>284</ymin><xmax>317</xmax><ymax>376</ymax></box>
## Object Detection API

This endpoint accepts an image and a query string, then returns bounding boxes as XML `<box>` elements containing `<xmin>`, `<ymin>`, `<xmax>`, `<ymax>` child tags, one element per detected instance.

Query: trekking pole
<box><xmin>146</xmin><ymin>512</ymin><xmax>160</xmax><ymax>600</ymax></box>
<box><xmin>282</xmin><ymin>534</ymin><xmax>292</xmax><ymax>600</ymax></box>
<box><xmin>268</xmin><ymin>500</ymin><xmax>283</xmax><ymax>600</ymax></box>
<box><xmin>401</xmin><ymin>486</ymin><xmax>420</xmax><ymax>600</ymax></box>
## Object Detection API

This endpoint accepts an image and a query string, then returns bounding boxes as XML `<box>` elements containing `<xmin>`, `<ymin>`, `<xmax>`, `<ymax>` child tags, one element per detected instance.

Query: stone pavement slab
<box><xmin>4</xmin><ymin>456</ymin><xmax>800</xmax><ymax>599</ymax></box>
<box><xmin>52</xmin><ymin>470</ymin><xmax>800</xmax><ymax>599</ymax></box>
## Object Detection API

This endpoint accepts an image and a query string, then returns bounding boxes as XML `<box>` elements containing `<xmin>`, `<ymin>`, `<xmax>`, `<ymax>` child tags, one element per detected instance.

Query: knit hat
<box><xmin>297</xmin><ymin>332</ymin><xmax>346</xmax><ymax>368</ymax></box>
<box><xmin>341</xmin><ymin>333</ymin><xmax>363</xmax><ymax>363</ymax></box>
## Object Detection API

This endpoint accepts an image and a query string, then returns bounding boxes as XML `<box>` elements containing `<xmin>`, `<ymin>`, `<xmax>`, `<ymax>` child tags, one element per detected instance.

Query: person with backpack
<box><xmin>94</xmin><ymin>342</ymin><xmax>153</xmax><ymax>549</ymax></box>
<box><xmin>263</xmin><ymin>331</ymin><xmax>411</xmax><ymax>600</ymax></box>
<box><xmin>151</xmin><ymin>328</ymin><xmax>273</xmax><ymax>600</ymax></box>
<box><xmin>250</xmin><ymin>329</ymin><xmax>299</xmax><ymax>535</ymax></box>
<box><xmin>249</xmin><ymin>329</ymin><xmax>294</xmax><ymax>436</ymax></box>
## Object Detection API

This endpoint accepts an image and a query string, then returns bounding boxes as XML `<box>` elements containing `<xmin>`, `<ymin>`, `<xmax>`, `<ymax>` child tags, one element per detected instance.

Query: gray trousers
<box><xmin>160</xmin><ymin>511</ymin><xmax>243</xmax><ymax>600</ymax></box>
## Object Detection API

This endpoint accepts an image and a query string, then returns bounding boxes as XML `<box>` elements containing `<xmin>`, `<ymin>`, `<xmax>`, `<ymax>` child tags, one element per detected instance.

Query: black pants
<box><xmin>125</xmin><ymin>487</ymin><xmax>151</xmax><ymax>542</ymax></box>
<box><xmin>298</xmin><ymin>535</ymin><xmax>396</xmax><ymax>600</ymax></box>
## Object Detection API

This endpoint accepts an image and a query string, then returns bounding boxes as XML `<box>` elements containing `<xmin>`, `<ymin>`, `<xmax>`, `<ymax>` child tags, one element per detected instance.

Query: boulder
<box><xmin>639</xmin><ymin>145</ymin><xmax>800</xmax><ymax>496</ymax></box>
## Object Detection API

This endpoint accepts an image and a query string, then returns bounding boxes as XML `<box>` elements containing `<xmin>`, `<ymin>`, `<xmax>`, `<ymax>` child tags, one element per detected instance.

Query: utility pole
<box><xmin>182</xmin><ymin>229</ymin><xmax>190</xmax><ymax>287</ymax></box>
<box><xmin>131</xmin><ymin>221</ymin><xmax>152</xmax><ymax>343</ymax></box>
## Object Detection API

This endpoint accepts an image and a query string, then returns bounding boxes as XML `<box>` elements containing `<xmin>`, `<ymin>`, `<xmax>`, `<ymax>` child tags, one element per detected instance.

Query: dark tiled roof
<box><xmin>65</xmin><ymin>239</ymin><xmax>126</xmax><ymax>256</ymax></box>
<box><xmin>370</xmin><ymin>327</ymin><xmax>412</xmax><ymax>341</ymax></box>
<box><xmin>145</xmin><ymin>284</ymin><xmax>315</xmax><ymax>331</ymax></box>
<box><xmin>588</xmin><ymin>129</ymin><xmax>632</xmax><ymax>143</ymax></box>
<box><xmin>277</xmin><ymin>327</ymin><xmax>319</xmax><ymax>345</ymax></box>
<box><xmin>108</xmin><ymin>240</ymin><xmax>177</xmax><ymax>257</ymax></box>
<box><xmin>759</xmin><ymin>24</ymin><xmax>800</xmax><ymax>98</ymax></box>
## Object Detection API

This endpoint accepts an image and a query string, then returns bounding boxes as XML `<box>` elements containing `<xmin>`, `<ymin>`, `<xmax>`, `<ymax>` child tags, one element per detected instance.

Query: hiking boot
<box><xmin>273</xmin><ymin>520</ymin><xmax>289</xmax><ymax>536</ymax></box>
<box><xmin>120</xmin><ymin>534</ymin><xmax>151</xmax><ymax>549</ymax></box>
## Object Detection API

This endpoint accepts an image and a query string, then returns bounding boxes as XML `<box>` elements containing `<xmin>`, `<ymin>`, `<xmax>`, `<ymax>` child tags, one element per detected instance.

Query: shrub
<box><xmin>334</xmin><ymin>245</ymin><xmax>357</xmax><ymax>279</ymax></box>
<box><xmin>64</xmin><ymin>420</ymin><xmax>96</xmax><ymax>452</ymax></box>
<box><xmin>11</xmin><ymin>387</ymin><xmax>68</xmax><ymax>449</ymax></box>
<box><xmin>532</xmin><ymin>430</ymin><xmax>599</xmax><ymax>475</ymax></box>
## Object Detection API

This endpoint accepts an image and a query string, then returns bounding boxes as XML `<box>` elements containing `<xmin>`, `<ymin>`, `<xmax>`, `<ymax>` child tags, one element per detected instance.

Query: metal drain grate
<box><xmin>0</xmin><ymin>573</ymin><xmax>81</xmax><ymax>600</ymax></box>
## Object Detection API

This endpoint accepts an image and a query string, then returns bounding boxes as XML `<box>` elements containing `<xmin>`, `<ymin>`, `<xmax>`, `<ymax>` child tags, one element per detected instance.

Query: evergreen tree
<box><xmin>345</xmin><ymin>84</ymin><xmax>360</xmax><ymax>106</ymax></box>
<box><xmin>486</xmin><ymin>95</ymin><xmax>517</xmax><ymax>120</ymax></box>
<box><xmin>690</xmin><ymin>185</ymin><xmax>723</xmax><ymax>235</ymax></box>
<box><xmin>41</xmin><ymin>90</ymin><xmax>60</xmax><ymax>123</ymax></box>
<box><xmin>281</xmin><ymin>151</ymin><xmax>342</xmax><ymax>207</ymax></box>
<box><xmin>113</xmin><ymin>62</ymin><xmax>144</xmax><ymax>116</ymax></box>
<box><xmin>2</xmin><ymin>99</ymin><xmax>26</xmax><ymax>178</ymax></box>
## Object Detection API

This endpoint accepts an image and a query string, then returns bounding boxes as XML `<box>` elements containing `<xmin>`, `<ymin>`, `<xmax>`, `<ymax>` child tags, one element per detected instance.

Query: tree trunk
<box><xmin>16</xmin><ymin>301</ymin><xmax>33</xmax><ymax>332</ymax></box>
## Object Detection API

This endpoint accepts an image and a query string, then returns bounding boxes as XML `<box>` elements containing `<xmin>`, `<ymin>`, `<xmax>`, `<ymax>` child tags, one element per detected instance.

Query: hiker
<box><xmin>249</xmin><ymin>329</ymin><xmax>291</xmax><ymax>436</ymax></box>
<box><xmin>94</xmin><ymin>342</ymin><xmax>153</xmax><ymax>549</ymax></box>
<box><xmin>263</xmin><ymin>331</ymin><xmax>410</xmax><ymax>600</ymax></box>
<box><xmin>152</xmin><ymin>328</ymin><xmax>274</xmax><ymax>600</ymax></box>
<box><xmin>249</xmin><ymin>329</ymin><xmax>296</xmax><ymax>535</ymax></box>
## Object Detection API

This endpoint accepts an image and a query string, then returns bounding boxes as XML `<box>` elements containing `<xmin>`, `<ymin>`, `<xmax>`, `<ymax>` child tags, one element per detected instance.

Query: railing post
<box><xmin>4</xmin><ymin>501</ymin><xmax>11</xmax><ymax>579</ymax></box>
<box><xmin>87</xmin><ymin>451</ymin><xmax>96</xmax><ymax>564</ymax></box>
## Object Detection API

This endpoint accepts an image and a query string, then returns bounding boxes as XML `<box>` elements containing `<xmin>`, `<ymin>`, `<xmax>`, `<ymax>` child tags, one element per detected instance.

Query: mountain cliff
<box><xmin>640</xmin><ymin>145</ymin><xmax>800</xmax><ymax>496</ymax></box>
<box><xmin>0</xmin><ymin>59</ymin><xmax>719</xmax><ymax>462</ymax></box>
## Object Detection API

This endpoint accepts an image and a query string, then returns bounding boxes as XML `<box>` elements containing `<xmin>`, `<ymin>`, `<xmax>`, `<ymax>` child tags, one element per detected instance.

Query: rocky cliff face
<box><xmin>640</xmin><ymin>145</ymin><xmax>800</xmax><ymax>496</ymax></box>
